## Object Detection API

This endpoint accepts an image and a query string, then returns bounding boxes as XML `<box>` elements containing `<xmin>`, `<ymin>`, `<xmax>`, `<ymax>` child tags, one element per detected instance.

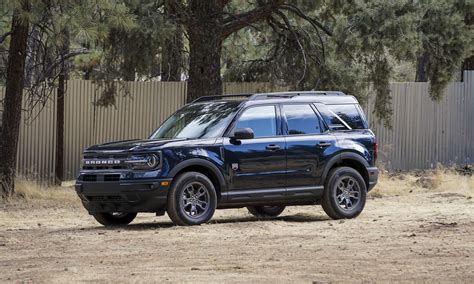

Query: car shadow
<box><xmin>56</xmin><ymin>213</ymin><xmax>331</xmax><ymax>233</ymax></box>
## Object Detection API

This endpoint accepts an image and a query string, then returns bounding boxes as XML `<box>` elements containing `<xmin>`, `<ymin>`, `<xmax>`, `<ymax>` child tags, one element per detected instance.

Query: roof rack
<box><xmin>191</xmin><ymin>93</ymin><xmax>253</xmax><ymax>103</ymax></box>
<box><xmin>249</xmin><ymin>91</ymin><xmax>345</xmax><ymax>100</ymax></box>
<box><xmin>191</xmin><ymin>91</ymin><xmax>346</xmax><ymax>103</ymax></box>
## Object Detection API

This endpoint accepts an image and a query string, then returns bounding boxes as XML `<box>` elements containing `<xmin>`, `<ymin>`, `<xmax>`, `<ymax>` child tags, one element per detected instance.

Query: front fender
<box><xmin>167</xmin><ymin>158</ymin><xmax>227</xmax><ymax>192</ymax></box>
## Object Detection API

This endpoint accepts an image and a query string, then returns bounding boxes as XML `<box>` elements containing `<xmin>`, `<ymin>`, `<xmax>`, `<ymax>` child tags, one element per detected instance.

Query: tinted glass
<box><xmin>282</xmin><ymin>104</ymin><xmax>322</xmax><ymax>135</ymax></box>
<box><xmin>234</xmin><ymin>105</ymin><xmax>277</xmax><ymax>138</ymax></box>
<box><xmin>150</xmin><ymin>102</ymin><xmax>239</xmax><ymax>139</ymax></box>
<box><xmin>318</xmin><ymin>104</ymin><xmax>366</xmax><ymax>130</ymax></box>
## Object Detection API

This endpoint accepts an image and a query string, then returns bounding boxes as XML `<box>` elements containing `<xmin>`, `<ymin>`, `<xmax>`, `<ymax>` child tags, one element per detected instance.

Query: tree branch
<box><xmin>279</xmin><ymin>3</ymin><xmax>332</xmax><ymax>36</ymax></box>
<box><xmin>29</xmin><ymin>49</ymin><xmax>90</xmax><ymax>88</ymax></box>
<box><xmin>221</xmin><ymin>4</ymin><xmax>277</xmax><ymax>39</ymax></box>
<box><xmin>165</xmin><ymin>0</ymin><xmax>187</xmax><ymax>26</ymax></box>
<box><xmin>0</xmin><ymin>31</ymin><xmax>12</xmax><ymax>44</ymax></box>
<box><xmin>218</xmin><ymin>0</ymin><xmax>232</xmax><ymax>9</ymax></box>
<box><xmin>274</xmin><ymin>10</ymin><xmax>308</xmax><ymax>85</ymax></box>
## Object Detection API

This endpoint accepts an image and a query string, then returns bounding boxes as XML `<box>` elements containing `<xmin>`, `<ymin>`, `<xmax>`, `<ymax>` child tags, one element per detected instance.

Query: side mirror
<box><xmin>231</xmin><ymin>128</ymin><xmax>254</xmax><ymax>140</ymax></box>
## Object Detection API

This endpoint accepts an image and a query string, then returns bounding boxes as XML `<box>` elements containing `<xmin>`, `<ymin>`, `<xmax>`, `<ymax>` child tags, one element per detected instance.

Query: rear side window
<box><xmin>317</xmin><ymin>104</ymin><xmax>366</xmax><ymax>130</ymax></box>
<box><xmin>282</xmin><ymin>104</ymin><xmax>322</xmax><ymax>135</ymax></box>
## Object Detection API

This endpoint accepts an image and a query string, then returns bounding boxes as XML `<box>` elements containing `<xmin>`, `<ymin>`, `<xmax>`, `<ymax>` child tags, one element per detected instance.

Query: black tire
<box><xmin>322</xmin><ymin>166</ymin><xmax>367</xmax><ymax>219</ymax></box>
<box><xmin>92</xmin><ymin>212</ymin><xmax>137</xmax><ymax>226</ymax></box>
<box><xmin>167</xmin><ymin>171</ymin><xmax>217</xmax><ymax>226</ymax></box>
<box><xmin>247</xmin><ymin>205</ymin><xmax>285</xmax><ymax>218</ymax></box>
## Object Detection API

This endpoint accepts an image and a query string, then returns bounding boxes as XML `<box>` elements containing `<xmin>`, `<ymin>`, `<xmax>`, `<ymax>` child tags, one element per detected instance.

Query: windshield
<box><xmin>150</xmin><ymin>101</ymin><xmax>240</xmax><ymax>139</ymax></box>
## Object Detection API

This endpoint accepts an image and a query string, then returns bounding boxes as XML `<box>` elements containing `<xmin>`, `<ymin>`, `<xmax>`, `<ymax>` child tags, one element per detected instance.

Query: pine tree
<box><xmin>0</xmin><ymin>0</ymin><xmax>31</xmax><ymax>199</ymax></box>
<box><xmin>0</xmin><ymin>0</ymin><xmax>137</xmax><ymax>196</ymax></box>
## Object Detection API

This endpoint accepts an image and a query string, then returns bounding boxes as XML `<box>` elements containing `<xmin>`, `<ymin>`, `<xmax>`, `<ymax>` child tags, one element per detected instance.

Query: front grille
<box><xmin>81</xmin><ymin>174</ymin><xmax>121</xmax><ymax>182</ymax></box>
<box><xmin>104</xmin><ymin>174</ymin><xmax>120</xmax><ymax>181</ymax></box>
<box><xmin>83</xmin><ymin>165</ymin><xmax>126</xmax><ymax>170</ymax></box>
<box><xmin>87</xmin><ymin>195</ymin><xmax>123</xmax><ymax>202</ymax></box>
<box><xmin>82</xmin><ymin>152</ymin><xmax>161</xmax><ymax>172</ymax></box>
<box><xmin>83</xmin><ymin>174</ymin><xmax>97</xmax><ymax>182</ymax></box>
<box><xmin>82</xmin><ymin>153</ymin><xmax>129</xmax><ymax>170</ymax></box>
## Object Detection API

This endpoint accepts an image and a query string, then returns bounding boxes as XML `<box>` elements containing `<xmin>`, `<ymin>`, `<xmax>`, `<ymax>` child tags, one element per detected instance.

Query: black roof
<box><xmin>191</xmin><ymin>91</ymin><xmax>359</xmax><ymax>105</ymax></box>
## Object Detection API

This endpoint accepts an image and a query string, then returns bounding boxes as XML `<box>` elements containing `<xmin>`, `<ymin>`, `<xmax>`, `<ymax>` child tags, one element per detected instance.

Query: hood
<box><xmin>85</xmin><ymin>138</ymin><xmax>187</xmax><ymax>153</ymax></box>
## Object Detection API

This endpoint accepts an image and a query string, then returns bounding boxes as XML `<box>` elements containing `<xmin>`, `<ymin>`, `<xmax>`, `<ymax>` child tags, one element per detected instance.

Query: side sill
<box><xmin>221</xmin><ymin>185</ymin><xmax>324</xmax><ymax>204</ymax></box>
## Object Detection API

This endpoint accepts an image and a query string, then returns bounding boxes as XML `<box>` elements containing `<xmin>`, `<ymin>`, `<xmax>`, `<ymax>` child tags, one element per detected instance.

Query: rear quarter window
<box><xmin>317</xmin><ymin>104</ymin><xmax>367</xmax><ymax>130</ymax></box>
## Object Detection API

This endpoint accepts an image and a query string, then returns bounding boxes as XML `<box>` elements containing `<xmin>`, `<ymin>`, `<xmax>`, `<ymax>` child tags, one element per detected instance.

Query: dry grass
<box><xmin>369</xmin><ymin>167</ymin><xmax>474</xmax><ymax>198</ymax></box>
<box><xmin>2</xmin><ymin>167</ymin><xmax>473</xmax><ymax>208</ymax></box>
<box><xmin>9</xmin><ymin>179</ymin><xmax>80</xmax><ymax>208</ymax></box>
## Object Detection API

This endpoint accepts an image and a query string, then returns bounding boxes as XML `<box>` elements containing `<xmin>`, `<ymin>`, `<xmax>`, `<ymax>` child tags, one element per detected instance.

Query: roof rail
<box><xmin>190</xmin><ymin>91</ymin><xmax>347</xmax><ymax>103</ymax></box>
<box><xmin>191</xmin><ymin>93</ymin><xmax>253</xmax><ymax>103</ymax></box>
<box><xmin>249</xmin><ymin>91</ymin><xmax>346</xmax><ymax>100</ymax></box>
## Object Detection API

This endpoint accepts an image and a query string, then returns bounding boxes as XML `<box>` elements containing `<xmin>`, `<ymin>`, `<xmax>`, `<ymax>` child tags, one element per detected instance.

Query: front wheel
<box><xmin>247</xmin><ymin>205</ymin><xmax>285</xmax><ymax>218</ymax></box>
<box><xmin>322</xmin><ymin>166</ymin><xmax>367</xmax><ymax>219</ymax></box>
<box><xmin>167</xmin><ymin>172</ymin><xmax>217</xmax><ymax>226</ymax></box>
<box><xmin>92</xmin><ymin>212</ymin><xmax>137</xmax><ymax>226</ymax></box>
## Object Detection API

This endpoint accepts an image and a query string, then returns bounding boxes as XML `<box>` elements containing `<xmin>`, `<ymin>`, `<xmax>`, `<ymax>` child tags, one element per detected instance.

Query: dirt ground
<box><xmin>0</xmin><ymin>172</ymin><xmax>473</xmax><ymax>283</ymax></box>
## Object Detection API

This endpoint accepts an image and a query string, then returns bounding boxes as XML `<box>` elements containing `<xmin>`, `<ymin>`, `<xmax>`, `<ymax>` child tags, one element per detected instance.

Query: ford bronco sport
<box><xmin>75</xmin><ymin>91</ymin><xmax>378</xmax><ymax>226</ymax></box>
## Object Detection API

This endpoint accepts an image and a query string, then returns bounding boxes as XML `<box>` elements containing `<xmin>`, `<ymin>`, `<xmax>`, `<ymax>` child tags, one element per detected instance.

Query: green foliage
<box><xmin>1</xmin><ymin>0</ymin><xmax>471</xmax><ymax>124</ymax></box>
<box><xmin>222</xmin><ymin>0</ymin><xmax>473</xmax><ymax>127</ymax></box>
<box><xmin>418</xmin><ymin>0</ymin><xmax>473</xmax><ymax>100</ymax></box>
<box><xmin>95</xmin><ymin>0</ymin><xmax>167</xmax><ymax>81</ymax></box>
<box><xmin>91</xmin><ymin>0</ymin><xmax>172</xmax><ymax>106</ymax></box>
<box><xmin>332</xmin><ymin>0</ymin><xmax>420</xmax><ymax>127</ymax></box>
<box><xmin>0</xmin><ymin>0</ymin><xmax>137</xmax><ymax>87</ymax></box>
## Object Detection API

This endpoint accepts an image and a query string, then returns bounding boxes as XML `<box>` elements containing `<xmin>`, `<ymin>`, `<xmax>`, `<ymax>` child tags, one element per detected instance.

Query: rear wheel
<box><xmin>167</xmin><ymin>172</ymin><xmax>217</xmax><ymax>226</ymax></box>
<box><xmin>247</xmin><ymin>205</ymin><xmax>285</xmax><ymax>218</ymax></box>
<box><xmin>322</xmin><ymin>166</ymin><xmax>366</xmax><ymax>219</ymax></box>
<box><xmin>92</xmin><ymin>212</ymin><xmax>137</xmax><ymax>226</ymax></box>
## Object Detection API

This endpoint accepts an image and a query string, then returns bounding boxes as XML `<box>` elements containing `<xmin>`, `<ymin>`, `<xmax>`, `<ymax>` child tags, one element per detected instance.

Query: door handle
<box><xmin>317</xmin><ymin>142</ymin><xmax>332</xmax><ymax>148</ymax></box>
<box><xmin>265</xmin><ymin>144</ymin><xmax>281</xmax><ymax>151</ymax></box>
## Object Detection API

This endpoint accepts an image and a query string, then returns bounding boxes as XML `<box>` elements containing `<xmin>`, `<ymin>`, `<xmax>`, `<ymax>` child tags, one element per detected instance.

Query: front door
<box><xmin>223</xmin><ymin>105</ymin><xmax>286</xmax><ymax>197</ymax></box>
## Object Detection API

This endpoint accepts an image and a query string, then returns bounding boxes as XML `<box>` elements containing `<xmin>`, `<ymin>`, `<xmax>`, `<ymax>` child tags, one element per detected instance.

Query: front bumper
<box><xmin>367</xmin><ymin>166</ymin><xmax>379</xmax><ymax>191</ymax></box>
<box><xmin>75</xmin><ymin>178</ymin><xmax>172</xmax><ymax>213</ymax></box>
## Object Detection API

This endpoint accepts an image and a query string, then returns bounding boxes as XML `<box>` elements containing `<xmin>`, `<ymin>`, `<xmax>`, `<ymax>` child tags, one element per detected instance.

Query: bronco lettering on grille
<box><xmin>84</xmin><ymin>160</ymin><xmax>121</xmax><ymax>165</ymax></box>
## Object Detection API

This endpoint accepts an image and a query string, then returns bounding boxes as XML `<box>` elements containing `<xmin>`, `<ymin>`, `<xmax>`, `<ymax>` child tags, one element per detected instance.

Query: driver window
<box><xmin>234</xmin><ymin>105</ymin><xmax>277</xmax><ymax>138</ymax></box>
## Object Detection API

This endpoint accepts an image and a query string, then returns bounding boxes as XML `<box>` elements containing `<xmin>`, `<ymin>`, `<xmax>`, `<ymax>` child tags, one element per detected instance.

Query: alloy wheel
<box><xmin>335</xmin><ymin>176</ymin><xmax>361</xmax><ymax>211</ymax></box>
<box><xmin>180</xmin><ymin>181</ymin><xmax>210</xmax><ymax>218</ymax></box>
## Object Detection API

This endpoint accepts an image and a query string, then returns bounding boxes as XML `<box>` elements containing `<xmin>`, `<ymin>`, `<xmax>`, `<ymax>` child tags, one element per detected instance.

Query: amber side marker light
<box><xmin>160</xmin><ymin>181</ymin><xmax>170</xmax><ymax>187</ymax></box>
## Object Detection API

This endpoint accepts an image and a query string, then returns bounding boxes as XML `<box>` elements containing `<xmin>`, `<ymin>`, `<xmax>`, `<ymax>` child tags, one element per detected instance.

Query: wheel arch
<box><xmin>168</xmin><ymin>159</ymin><xmax>227</xmax><ymax>198</ymax></box>
<box><xmin>323</xmin><ymin>152</ymin><xmax>370</xmax><ymax>190</ymax></box>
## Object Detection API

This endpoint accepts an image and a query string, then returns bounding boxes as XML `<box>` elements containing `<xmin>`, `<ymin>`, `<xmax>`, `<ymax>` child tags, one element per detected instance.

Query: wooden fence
<box><xmin>0</xmin><ymin>73</ymin><xmax>473</xmax><ymax>183</ymax></box>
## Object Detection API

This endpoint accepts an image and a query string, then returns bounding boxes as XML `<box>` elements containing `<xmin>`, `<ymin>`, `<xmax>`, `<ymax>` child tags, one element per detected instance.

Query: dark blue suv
<box><xmin>75</xmin><ymin>91</ymin><xmax>378</xmax><ymax>226</ymax></box>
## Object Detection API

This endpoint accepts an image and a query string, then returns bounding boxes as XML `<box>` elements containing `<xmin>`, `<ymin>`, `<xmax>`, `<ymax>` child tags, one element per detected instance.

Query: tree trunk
<box><xmin>186</xmin><ymin>1</ymin><xmax>223</xmax><ymax>102</ymax></box>
<box><xmin>0</xmin><ymin>1</ymin><xmax>31</xmax><ymax>199</ymax></box>
<box><xmin>24</xmin><ymin>25</ymin><xmax>39</xmax><ymax>87</ymax></box>
<box><xmin>55</xmin><ymin>29</ymin><xmax>69</xmax><ymax>185</ymax></box>
<box><xmin>461</xmin><ymin>55</ymin><xmax>474</xmax><ymax>81</ymax></box>
<box><xmin>162</xmin><ymin>26</ymin><xmax>183</xmax><ymax>81</ymax></box>
<box><xmin>461</xmin><ymin>13</ymin><xmax>473</xmax><ymax>81</ymax></box>
<box><xmin>415</xmin><ymin>53</ymin><xmax>428</xmax><ymax>82</ymax></box>
<box><xmin>162</xmin><ymin>0</ymin><xmax>183</xmax><ymax>81</ymax></box>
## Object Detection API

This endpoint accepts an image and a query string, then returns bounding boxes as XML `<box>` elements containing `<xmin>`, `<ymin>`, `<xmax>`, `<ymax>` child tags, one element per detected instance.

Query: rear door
<box><xmin>282</xmin><ymin>103</ymin><xmax>337</xmax><ymax>190</ymax></box>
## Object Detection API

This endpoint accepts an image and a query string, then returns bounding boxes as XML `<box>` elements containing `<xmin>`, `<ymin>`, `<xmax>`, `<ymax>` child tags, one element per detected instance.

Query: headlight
<box><xmin>125</xmin><ymin>153</ymin><xmax>160</xmax><ymax>170</ymax></box>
